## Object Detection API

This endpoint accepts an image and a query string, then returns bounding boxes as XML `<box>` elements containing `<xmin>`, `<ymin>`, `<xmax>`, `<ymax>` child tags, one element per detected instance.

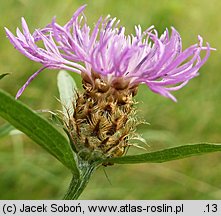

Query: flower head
<box><xmin>5</xmin><ymin>5</ymin><xmax>212</xmax><ymax>101</ymax></box>
<box><xmin>5</xmin><ymin>5</ymin><xmax>214</xmax><ymax>164</ymax></box>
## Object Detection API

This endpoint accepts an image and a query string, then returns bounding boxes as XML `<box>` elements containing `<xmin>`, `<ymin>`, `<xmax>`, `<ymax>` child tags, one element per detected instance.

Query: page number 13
<box><xmin>205</xmin><ymin>204</ymin><xmax>218</xmax><ymax>213</ymax></box>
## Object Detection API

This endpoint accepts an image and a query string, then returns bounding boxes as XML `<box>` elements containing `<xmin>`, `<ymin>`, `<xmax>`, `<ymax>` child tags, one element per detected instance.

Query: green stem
<box><xmin>63</xmin><ymin>161</ymin><xmax>97</xmax><ymax>200</ymax></box>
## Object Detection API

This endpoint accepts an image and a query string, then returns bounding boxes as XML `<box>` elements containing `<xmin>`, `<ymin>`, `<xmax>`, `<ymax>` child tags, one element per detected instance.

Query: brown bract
<box><xmin>66</xmin><ymin>72</ymin><xmax>139</xmax><ymax>165</ymax></box>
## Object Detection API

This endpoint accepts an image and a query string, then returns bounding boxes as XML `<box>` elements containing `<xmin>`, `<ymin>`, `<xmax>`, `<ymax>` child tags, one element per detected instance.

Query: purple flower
<box><xmin>5</xmin><ymin>5</ymin><xmax>212</xmax><ymax>101</ymax></box>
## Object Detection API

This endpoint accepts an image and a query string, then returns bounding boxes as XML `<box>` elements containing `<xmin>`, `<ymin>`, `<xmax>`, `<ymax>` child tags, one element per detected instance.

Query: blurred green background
<box><xmin>0</xmin><ymin>0</ymin><xmax>221</xmax><ymax>199</ymax></box>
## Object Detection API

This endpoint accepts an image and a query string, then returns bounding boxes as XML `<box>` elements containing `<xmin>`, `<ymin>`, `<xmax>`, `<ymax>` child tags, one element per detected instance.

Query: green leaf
<box><xmin>104</xmin><ymin>143</ymin><xmax>221</xmax><ymax>164</ymax></box>
<box><xmin>0</xmin><ymin>89</ymin><xmax>79</xmax><ymax>175</ymax></box>
<box><xmin>0</xmin><ymin>73</ymin><xmax>10</xmax><ymax>80</ymax></box>
<box><xmin>57</xmin><ymin>70</ymin><xmax>77</xmax><ymax>119</ymax></box>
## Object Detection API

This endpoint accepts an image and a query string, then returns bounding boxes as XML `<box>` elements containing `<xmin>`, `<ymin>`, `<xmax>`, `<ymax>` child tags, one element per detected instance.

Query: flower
<box><xmin>5</xmin><ymin>5</ymin><xmax>212</xmax><ymax>101</ymax></box>
<box><xmin>5</xmin><ymin>5</ymin><xmax>214</xmax><ymax>163</ymax></box>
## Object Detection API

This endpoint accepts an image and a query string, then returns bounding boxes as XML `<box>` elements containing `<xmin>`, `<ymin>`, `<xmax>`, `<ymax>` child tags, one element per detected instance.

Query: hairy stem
<box><xmin>63</xmin><ymin>161</ymin><xmax>98</xmax><ymax>200</ymax></box>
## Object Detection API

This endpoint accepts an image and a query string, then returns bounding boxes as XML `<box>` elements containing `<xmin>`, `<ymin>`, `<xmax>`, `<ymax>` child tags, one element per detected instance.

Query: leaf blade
<box><xmin>104</xmin><ymin>143</ymin><xmax>221</xmax><ymax>164</ymax></box>
<box><xmin>0</xmin><ymin>73</ymin><xmax>10</xmax><ymax>80</ymax></box>
<box><xmin>0</xmin><ymin>89</ymin><xmax>79</xmax><ymax>175</ymax></box>
<box><xmin>57</xmin><ymin>70</ymin><xmax>77</xmax><ymax>119</ymax></box>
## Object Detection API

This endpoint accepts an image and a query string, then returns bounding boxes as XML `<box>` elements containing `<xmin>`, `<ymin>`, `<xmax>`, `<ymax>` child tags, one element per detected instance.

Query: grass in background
<box><xmin>0</xmin><ymin>0</ymin><xmax>221</xmax><ymax>199</ymax></box>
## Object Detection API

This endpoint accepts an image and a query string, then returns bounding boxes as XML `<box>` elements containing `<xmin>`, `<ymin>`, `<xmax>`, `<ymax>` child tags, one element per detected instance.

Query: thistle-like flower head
<box><xmin>5</xmin><ymin>5</ymin><xmax>213</xmax><ymax>163</ymax></box>
<box><xmin>5</xmin><ymin>5</ymin><xmax>211</xmax><ymax>101</ymax></box>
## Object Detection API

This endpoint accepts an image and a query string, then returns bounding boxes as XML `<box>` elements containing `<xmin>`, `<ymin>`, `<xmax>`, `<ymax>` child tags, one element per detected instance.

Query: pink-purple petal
<box><xmin>6</xmin><ymin>5</ymin><xmax>213</xmax><ymax>100</ymax></box>
<box><xmin>16</xmin><ymin>66</ymin><xmax>47</xmax><ymax>99</ymax></box>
